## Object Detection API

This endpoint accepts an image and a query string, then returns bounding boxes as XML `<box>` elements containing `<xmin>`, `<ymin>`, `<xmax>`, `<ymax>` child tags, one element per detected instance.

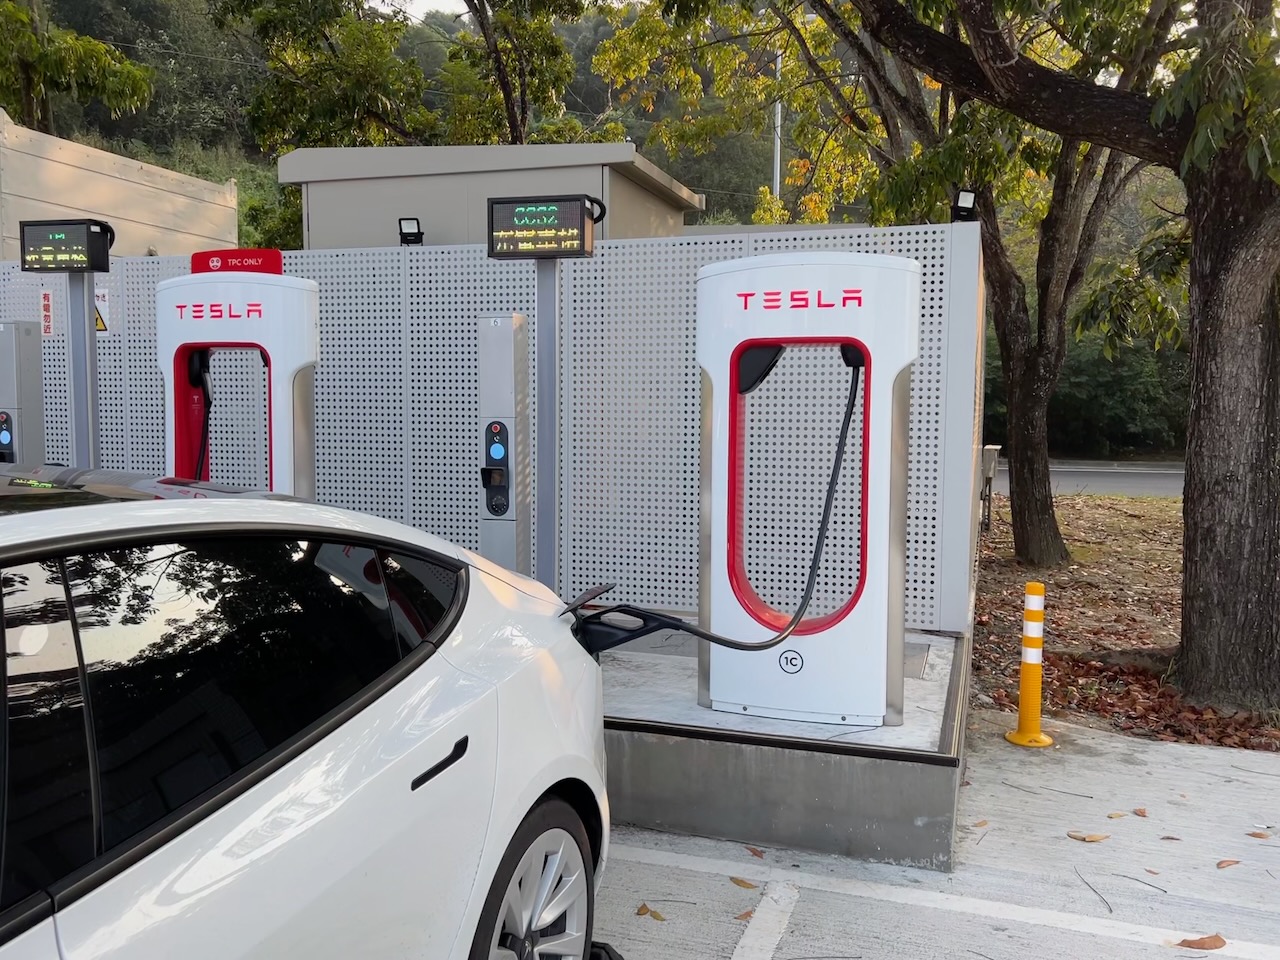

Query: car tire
<box><xmin>468</xmin><ymin>797</ymin><xmax>596</xmax><ymax>960</ymax></box>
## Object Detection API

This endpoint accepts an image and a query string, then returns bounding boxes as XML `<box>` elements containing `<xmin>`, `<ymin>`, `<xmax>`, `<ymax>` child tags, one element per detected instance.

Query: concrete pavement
<box><xmin>992</xmin><ymin>460</ymin><xmax>1184</xmax><ymax>498</ymax></box>
<box><xmin>592</xmin><ymin>710</ymin><xmax>1280</xmax><ymax>959</ymax></box>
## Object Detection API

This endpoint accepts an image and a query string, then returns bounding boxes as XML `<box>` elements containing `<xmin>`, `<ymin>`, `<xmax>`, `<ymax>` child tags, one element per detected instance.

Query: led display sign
<box><xmin>488</xmin><ymin>196</ymin><xmax>595</xmax><ymax>259</ymax></box>
<box><xmin>20</xmin><ymin>219</ymin><xmax>113</xmax><ymax>273</ymax></box>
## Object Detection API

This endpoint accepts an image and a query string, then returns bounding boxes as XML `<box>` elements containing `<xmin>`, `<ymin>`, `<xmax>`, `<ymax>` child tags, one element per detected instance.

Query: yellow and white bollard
<box><xmin>1004</xmin><ymin>581</ymin><xmax>1054</xmax><ymax>748</ymax></box>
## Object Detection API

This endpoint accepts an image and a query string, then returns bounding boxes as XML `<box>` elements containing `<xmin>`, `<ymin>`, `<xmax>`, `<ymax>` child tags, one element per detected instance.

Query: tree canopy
<box><xmin>1</xmin><ymin>0</ymin><xmax>153</xmax><ymax>132</ymax></box>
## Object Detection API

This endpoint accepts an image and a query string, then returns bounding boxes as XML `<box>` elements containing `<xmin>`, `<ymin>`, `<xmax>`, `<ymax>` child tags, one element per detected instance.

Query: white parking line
<box><xmin>609</xmin><ymin>844</ymin><xmax>1280</xmax><ymax>960</ymax></box>
<box><xmin>729</xmin><ymin>881</ymin><xmax>799</xmax><ymax>960</ymax></box>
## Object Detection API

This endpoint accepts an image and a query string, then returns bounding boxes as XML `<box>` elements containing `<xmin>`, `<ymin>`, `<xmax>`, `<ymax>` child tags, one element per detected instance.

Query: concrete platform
<box><xmin>600</xmin><ymin>628</ymin><xmax>970</xmax><ymax>871</ymax></box>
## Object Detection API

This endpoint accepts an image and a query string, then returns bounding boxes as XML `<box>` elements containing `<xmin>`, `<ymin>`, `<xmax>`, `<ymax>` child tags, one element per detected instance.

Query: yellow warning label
<box><xmin>94</xmin><ymin>308</ymin><xmax>107</xmax><ymax>332</ymax></box>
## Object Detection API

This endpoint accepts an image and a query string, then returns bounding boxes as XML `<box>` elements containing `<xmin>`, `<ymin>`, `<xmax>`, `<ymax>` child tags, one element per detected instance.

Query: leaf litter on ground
<box><xmin>973</xmin><ymin>495</ymin><xmax>1280</xmax><ymax>751</ymax></box>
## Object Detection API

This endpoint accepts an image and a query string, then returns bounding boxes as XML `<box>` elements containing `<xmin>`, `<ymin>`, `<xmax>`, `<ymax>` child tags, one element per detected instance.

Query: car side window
<box><xmin>64</xmin><ymin>537</ymin><xmax>400</xmax><ymax>851</ymax></box>
<box><xmin>0</xmin><ymin>561</ymin><xmax>95</xmax><ymax>910</ymax></box>
<box><xmin>379</xmin><ymin>552</ymin><xmax>460</xmax><ymax>657</ymax></box>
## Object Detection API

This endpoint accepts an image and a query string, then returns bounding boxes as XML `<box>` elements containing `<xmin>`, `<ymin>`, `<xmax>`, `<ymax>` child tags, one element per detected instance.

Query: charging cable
<box><xmin>565</xmin><ymin>353</ymin><xmax>862</xmax><ymax>655</ymax></box>
<box><xmin>188</xmin><ymin>351</ymin><xmax>214</xmax><ymax>481</ymax></box>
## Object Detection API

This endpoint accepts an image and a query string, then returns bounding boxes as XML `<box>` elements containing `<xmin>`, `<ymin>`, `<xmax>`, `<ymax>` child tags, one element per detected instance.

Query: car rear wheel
<box><xmin>469</xmin><ymin>797</ymin><xmax>595</xmax><ymax>960</ymax></box>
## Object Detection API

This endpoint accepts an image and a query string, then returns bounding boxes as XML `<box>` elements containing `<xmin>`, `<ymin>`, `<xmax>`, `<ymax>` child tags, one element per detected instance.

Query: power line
<box><xmin>100</xmin><ymin>38</ymin><xmax>267</xmax><ymax>69</ymax></box>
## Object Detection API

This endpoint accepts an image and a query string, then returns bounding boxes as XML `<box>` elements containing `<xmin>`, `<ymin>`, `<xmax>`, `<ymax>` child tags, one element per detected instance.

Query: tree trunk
<box><xmin>977</xmin><ymin>188</ymin><xmax>1071</xmax><ymax>567</ymax></box>
<box><xmin>1178</xmin><ymin>164</ymin><xmax>1280</xmax><ymax>710</ymax></box>
<box><xmin>1005</xmin><ymin>384</ymin><xmax>1069</xmax><ymax>566</ymax></box>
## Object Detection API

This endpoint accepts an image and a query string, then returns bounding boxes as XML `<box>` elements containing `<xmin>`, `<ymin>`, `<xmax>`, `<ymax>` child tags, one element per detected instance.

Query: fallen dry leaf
<box><xmin>745</xmin><ymin>846</ymin><xmax>765</xmax><ymax>859</ymax></box>
<box><xmin>1176</xmin><ymin>933</ymin><xmax>1227</xmax><ymax>950</ymax></box>
<box><xmin>649</xmin><ymin>910</ymin><xmax>666</xmax><ymax>922</ymax></box>
<box><xmin>1068</xmin><ymin>831</ymin><xmax>1110</xmax><ymax>843</ymax></box>
<box><xmin>1107</xmin><ymin>812</ymin><xmax>1126</xmax><ymax>819</ymax></box>
<box><xmin>1217</xmin><ymin>859</ymin><xmax>1241</xmax><ymax>869</ymax></box>
<box><xmin>730</xmin><ymin>877</ymin><xmax>758</xmax><ymax>889</ymax></box>
<box><xmin>1145</xmin><ymin>868</ymin><xmax>1160</xmax><ymax>876</ymax></box>
<box><xmin>1134</xmin><ymin>808</ymin><xmax>1148</xmax><ymax>817</ymax></box>
<box><xmin>1161</xmin><ymin>836</ymin><xmax>1181</xmax><ymax>841</ymax></box>
<box><xmin>1247</xmin><ymin>831</ymin><xmax>1272</xmax><ymax>839</ymax></box>
<box><xmin>974</xmin><ymin>820</ymin><xmax>989</xmax><ymax>828</ymax></box>
<box><xmin>735</xmin><ymin>910</ymin><xmax>754</xmax><ymax>921</ymax></box>
<box><xmin>636</xmin><ymin>903</ymin><xmax>649</xmax><ymax>916</ymax></box>
<box><xmin>970</xmin><ymin>496</ymin><xmax>1280</xmax><ymax>753</ymax></box>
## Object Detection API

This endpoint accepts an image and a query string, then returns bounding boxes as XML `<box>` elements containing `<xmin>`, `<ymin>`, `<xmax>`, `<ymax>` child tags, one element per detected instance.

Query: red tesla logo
<box><xmin>173</xmin><ymin>303</ymin><xmax>264</xmax><ymax>320</ymax></box>
<box><xmin>736</xmin><ymin>289</ymin><xmax>863</xmax><ymax>310</ymax></box>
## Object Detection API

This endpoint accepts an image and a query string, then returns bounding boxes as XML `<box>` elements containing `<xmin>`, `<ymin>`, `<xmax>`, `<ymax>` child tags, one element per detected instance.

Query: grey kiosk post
<box><xmin>16</xmin><ymin>218</ymin><xmax>115</xmax><ymax>468</ymax></box>
<box><xmin>478</xmin><ymin>312</ymin><xmax>532</xmax><ymax>576</ymax></box>
<box><xmin>484</xmin><ymin>194</ymin><xmax>602</xmax><ymax>585</ymax></box>
<box><xmin>0</xmin><ymin>315</ymin><xmax>43</xmax><ymax>465</ymax></box>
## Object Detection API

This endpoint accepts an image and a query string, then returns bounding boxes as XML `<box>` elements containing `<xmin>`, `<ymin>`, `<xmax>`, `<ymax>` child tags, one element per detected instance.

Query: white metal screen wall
<box><xmin>1</xmin><ymin>225</ymin><xmax>981</xmax><ymax>633</ymax></box>
<box><xmin>559</xmin><ymin>226</ymin><xmax>984</xmax><ymax>633</ymax></box>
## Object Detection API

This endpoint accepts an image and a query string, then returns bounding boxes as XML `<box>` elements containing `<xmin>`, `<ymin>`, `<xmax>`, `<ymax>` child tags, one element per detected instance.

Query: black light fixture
<box><xmin>951</xmin><ymin>187</ymin><xmax>978</xmax><ymax>222</ymax></box>
<box><xmin>398</xmin><ymin>217</ymin><xmax>424</xmax><ymax>246</ymax></box>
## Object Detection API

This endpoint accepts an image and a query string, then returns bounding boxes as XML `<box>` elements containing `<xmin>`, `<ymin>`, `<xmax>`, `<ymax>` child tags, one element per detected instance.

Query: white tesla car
<box><xmin>0</xmin><ymin>464</ymin><xmax>608</xmax><ymax>960</ymax></box>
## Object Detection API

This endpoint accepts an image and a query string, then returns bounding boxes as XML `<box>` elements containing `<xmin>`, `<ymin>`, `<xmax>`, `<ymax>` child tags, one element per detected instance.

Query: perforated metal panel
<box><xmin>748</xmin><ymin>227</ymin><xmax>952</xmax><ymax>628</ymax></box>
<box><xmin>285</xmin><ymin>248</ymin><xmax>407</xmax><ymax>521</ymax></box>
<box><xmin>558</xmin><ymin>226</ymin><xmax>979</xmax><ymax>632</ymax></box>
<box><xmin>93</xmin><ymin>268</ymin><xmax>128</xmax><ymax>469</ymax></box>
<box><xmin>559</xmin><ymin>236</ymin><xmax>748</xmax><ymax>612</ymax></box>
<box><xmin>124</xmin><ymin>256</ymin><xmax>190</xmax><ymax>474</ymax></box>
<box><xmin>206</xmin><ymin>350</ymin><xmax>268</xmax><ymax>488</ymax></box>
<box><xmin>11</xmin><ymin>224</ymin><xmax>981</xmax><ymax>634</ymax></box>
<box><xmin>741</xmin><ymin>343</ymin><xmax>866</xmax><ymax>618</ymax></box>
<box><xmin>405</xmin><ymin>246</ymin><xmax>537</xmax><ymax>554</ymax></box>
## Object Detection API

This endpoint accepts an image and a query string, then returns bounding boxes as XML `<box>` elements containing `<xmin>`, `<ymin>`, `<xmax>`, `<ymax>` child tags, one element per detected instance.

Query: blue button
<box><xmin>0</xmin><ymin>430</ymin><xmax>10</xmax><ymax>445</ymax></box>
<box><xmin>490</xmin><ymin>443</ymin><xmax>506</xmax><ymax>460</ymax></box>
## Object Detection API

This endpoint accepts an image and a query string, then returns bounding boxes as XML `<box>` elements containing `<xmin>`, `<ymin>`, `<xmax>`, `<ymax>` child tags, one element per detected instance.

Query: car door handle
<box><xmin>411</xmin><ymin>736</ymin><xmax>469</xmax><ymax>791</ymax></box>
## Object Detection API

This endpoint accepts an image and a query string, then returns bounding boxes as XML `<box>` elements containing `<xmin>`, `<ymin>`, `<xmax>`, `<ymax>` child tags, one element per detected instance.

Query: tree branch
<box><xmin>1036</xmin><ymin>139</ymin><xmax>1106</xmax><ymax>354</ymax></box>
<box><xmin>975</xmin><ymin>185</ymin><xmax>1029</xmax><ymax>377</ymax></box>
<box><xmin>464</xmin><ymin>0</ymin><xmax>522</xmax><ymax>144</ymax></box>
<box><xmin>1116</xmin><ymin>0</ymin><xmax>1177</xmax><ymax>92</ymax></box>
<box><xmin>831</xmin><ymin>0</ymin><xmax>1190</xmax><ymax>168</ymax></box>
<box><xmin>838</xmin><ymin>22</ymin><xmax>938</xmax><ymax>147</ymax></box>
<box><xmin>1064</xmin><ymin>152</ymin><xmax>1133</xmax><ymax>306</ymax></box>
<box><xmin>765</xmin><ymin>1</ymin><xmax>895</xmax><ymax>169</ymax></box>
<box><xmin>768</xmin><ymin>2</ymin><xmax>868</xmax><ymax>135</ymax></box>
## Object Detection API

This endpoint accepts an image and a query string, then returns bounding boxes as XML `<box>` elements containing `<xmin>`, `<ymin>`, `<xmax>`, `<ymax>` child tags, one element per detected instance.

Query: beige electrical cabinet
<box><xmin>278</xmin><ymin>142</ymin><xmax>705</xmax><ymax>249</ymax></box>
<box><xmin>0</xmin><ymin>109</ymin><xmax>238</xmax><ymax>262</ymax></box>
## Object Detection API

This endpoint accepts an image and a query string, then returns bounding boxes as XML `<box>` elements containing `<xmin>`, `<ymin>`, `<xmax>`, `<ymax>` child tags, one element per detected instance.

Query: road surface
<box><xmin>992</xmin><ymin>460</ymin><xmax>1183</xmax><ymax>498</ymax></box>
<box><xmin>591</xmin><ymin>711</ymin><xmax>1280</xmax><ymax>960</ymax></box>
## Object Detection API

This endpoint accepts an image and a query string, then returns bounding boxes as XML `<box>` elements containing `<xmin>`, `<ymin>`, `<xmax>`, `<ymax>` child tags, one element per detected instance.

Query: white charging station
<box><xmin>155</xmin><ymin>250</ymin><xmax>319</xmax><ymax>497</ymax></box>
<box><xmin>697</xmin><ymin>251</ymin><xmax>920</xmax><ymax>726</ymax></box>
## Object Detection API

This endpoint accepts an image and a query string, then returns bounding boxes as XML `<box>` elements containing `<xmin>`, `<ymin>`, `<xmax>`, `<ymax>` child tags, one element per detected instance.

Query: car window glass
<box><xmin>1</xmin><ymin>561</ymin><xmax>94</xmax><ymax>908</ymax></box>
<box><xmin>380</xmin><ymin>553</ymin><xmax>459</xmax><ymax>657</ymax></box>
<box><xmin>65</xmin><ymin>538</ymin><xmax>398</xmax><ymax>851</ymax></box>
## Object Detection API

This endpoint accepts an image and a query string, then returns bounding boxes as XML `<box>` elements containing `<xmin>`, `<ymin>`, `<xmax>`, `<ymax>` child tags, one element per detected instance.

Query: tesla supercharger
<box><xmin>697</xmin><ymin>251</ymin><xmax>920</xmax><ymax>726</ymax></box>
<box><xmin>156</xmin><ymin>250</ymin><xmax>319</xmax><ymax>497</ymax></box>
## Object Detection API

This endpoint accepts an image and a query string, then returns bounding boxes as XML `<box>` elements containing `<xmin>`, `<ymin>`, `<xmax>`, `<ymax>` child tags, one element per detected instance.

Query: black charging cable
<box><xmin>565</xmin><ymin>351</ymin><xmax>863</xmax><ymax>655</ymax></box>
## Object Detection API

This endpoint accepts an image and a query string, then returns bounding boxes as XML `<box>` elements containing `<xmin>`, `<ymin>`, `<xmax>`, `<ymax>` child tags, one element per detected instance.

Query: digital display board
<box><xmin>488</xmin><ymin>196</ymin><xmax>595</xmax><ymax>259</ymax></box>
<box><xmin>20</xmin><ymin>219</ymin><xmax>112</xmax><ymax>273</ymax></box>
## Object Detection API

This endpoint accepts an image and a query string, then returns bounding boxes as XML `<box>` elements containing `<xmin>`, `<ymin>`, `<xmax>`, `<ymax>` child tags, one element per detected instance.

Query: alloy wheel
<box><xmin>488</xmin><ymin>826</ymin><xmax>590</xmax><ymax>960</ymax></box>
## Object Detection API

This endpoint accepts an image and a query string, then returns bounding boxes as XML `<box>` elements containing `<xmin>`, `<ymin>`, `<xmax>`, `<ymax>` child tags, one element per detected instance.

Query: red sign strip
<box><xmin>191</xmin><ymin>249</ymin><xmax>284</xmax><ymax>274</ymax></box>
